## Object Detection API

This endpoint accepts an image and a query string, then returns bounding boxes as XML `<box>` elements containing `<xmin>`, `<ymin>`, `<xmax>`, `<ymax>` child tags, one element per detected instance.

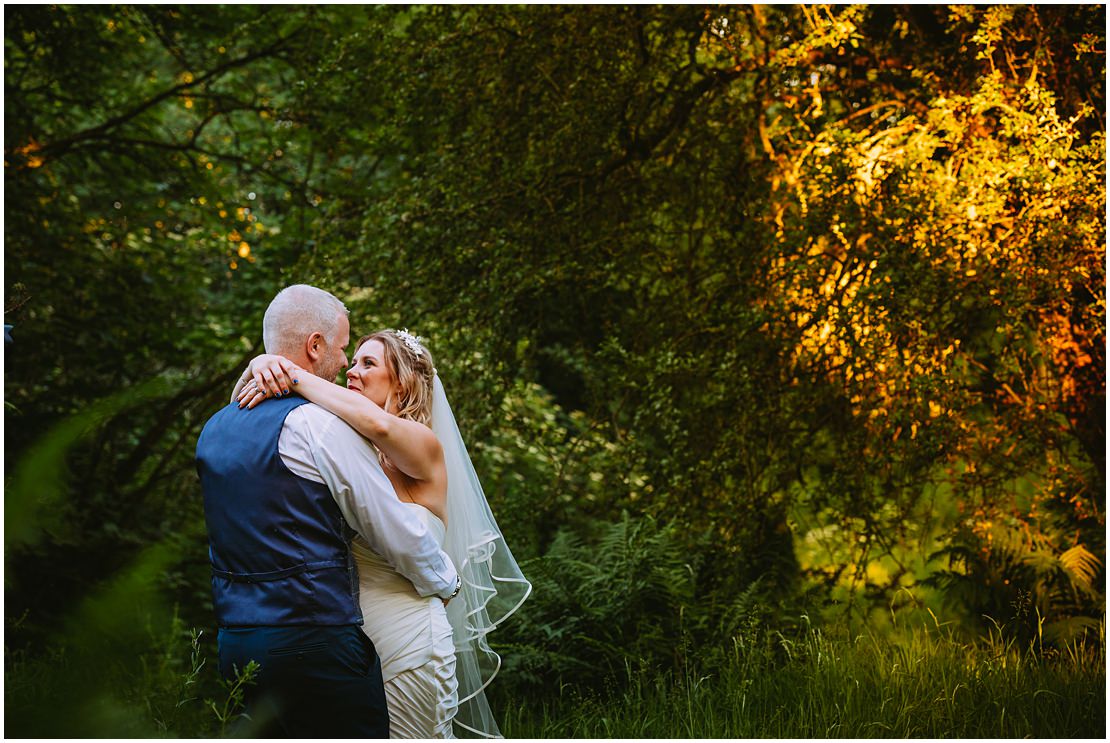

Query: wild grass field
<box><xmin>8</xmin><ymin>606</ymin><xmax>1102</xmax><ymax>738</ymax></box>
<box><xmin>499</xmin><ymin>620</ymin><xmax>1106</xmax><ymax>738</ymax></box>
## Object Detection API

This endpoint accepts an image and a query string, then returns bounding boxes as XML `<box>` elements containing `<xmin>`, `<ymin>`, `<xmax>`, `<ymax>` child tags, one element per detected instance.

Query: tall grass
<box><xmin>5</xmin><ymin>608</ymin><xmax>256</xmax><ymax>737</ymax></box>
<box><xmin>497</xmin><ymin>619</ymin><xmax>1106</xmax><ymax>738</ymax></box>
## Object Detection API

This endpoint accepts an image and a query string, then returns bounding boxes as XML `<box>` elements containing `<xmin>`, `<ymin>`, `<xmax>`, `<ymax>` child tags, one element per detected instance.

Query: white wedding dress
<box><xmin>352</xmin><ymin>503</ymin><xmax>459</xmax><ymax>739</ymax></box>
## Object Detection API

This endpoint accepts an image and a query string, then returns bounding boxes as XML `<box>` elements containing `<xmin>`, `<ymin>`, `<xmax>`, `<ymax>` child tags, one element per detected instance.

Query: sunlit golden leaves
<box><xmin>772</xmin><ymin>5</ymin><xmax>866</xmax><ymax>69</ymax></box>
<box><xmin>756</xmin><ymin>7</ymin><xmax>1104</xmax><ymax>557</ymax></box>
<box><xmin>11</xmin><ymin>138</ymin><xmax>45</xmax><ymax>169</ymax></box>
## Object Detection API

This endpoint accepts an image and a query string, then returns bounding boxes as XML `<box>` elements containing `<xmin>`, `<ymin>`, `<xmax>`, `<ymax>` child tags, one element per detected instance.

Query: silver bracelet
<box><xmin>446</xmin><ymin>574</ymin><xmax>462</xmax><ymax>600</ymax></box>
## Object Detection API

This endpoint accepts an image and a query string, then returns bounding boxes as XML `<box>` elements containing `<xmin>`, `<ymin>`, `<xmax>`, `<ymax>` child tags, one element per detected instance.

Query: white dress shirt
<box><xmin>278</xmin><ymin>402</ymin><xmax>458</xmax><ymax>599</ymax></box>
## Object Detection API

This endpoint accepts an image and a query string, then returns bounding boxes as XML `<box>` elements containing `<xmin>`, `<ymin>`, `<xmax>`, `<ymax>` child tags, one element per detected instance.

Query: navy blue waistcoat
<box><xmin>196</xmin><ymin>396</ymin><xmax>362</xmax><ymax>627</ymax></box>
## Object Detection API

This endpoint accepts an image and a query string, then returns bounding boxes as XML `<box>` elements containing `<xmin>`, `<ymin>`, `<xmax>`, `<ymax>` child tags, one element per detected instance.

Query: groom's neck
<box><xmin>274</xmin><ymin>348</ymin><xmax>316</xmax><ymax>377</ymax></box>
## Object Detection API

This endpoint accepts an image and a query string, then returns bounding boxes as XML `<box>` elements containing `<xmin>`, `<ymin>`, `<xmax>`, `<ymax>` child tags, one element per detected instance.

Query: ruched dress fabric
<box><xmin>352</xmin><ymin>503</ymin><xmax>458</xmax><ymax>739</ymax></box>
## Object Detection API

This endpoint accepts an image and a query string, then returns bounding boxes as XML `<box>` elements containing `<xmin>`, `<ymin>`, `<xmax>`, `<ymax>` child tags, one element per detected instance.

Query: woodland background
<box><xmin>5</xmin><ymin>5</ymin><xmax>1106</xmax><ymax>737</ymax></box>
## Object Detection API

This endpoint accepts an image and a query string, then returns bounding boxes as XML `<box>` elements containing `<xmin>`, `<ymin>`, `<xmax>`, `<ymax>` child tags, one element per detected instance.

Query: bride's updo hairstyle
<box><xmin>361</xmin><ymin>329</ymin><xmax>435</xmax><ymax>427</ymax></box>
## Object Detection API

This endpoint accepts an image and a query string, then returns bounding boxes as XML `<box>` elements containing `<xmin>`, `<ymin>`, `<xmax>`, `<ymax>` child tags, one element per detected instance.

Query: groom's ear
<box><xmin>305</xmin><ymin>331</ymin><xmax>325</xmax><ymax>364</ymax></box>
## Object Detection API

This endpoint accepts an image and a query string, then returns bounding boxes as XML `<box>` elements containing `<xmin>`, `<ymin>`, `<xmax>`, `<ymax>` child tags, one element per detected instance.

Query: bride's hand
<box><xmin>237</xmin><ymin>354</ymin><xmax>302</xmax><ymax>409</ymax></box>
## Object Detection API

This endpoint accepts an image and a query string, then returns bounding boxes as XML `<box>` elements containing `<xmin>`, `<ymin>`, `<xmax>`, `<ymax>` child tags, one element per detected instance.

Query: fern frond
<box><xmin>1022</xmin><ymin>550</ymin><xmax>1062</xmax><ymax>577</ymax></box>
<box><xmin>1043</xmin><ymin>616</ymin><xmax>1102</xmax><ymax>645</ymax></box>
<box><xmin>1059</xmin><ymin>544</ymin><xmax>1101</xmax><ymax>589</ymax></box>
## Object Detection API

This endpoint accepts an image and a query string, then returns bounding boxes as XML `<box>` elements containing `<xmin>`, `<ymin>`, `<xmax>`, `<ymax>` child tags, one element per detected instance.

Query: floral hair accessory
<box><xmin>396</xmin><ymin>328</ymin><xmax>425</xmax><ymax>357</ymax></box>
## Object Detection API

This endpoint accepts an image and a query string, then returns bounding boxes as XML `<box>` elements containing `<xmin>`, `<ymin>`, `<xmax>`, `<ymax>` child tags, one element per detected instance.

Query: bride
<box><xmin>234</xmin><ymin>328</ymin><xmax>531</xmax><ymax>738</ymax></box>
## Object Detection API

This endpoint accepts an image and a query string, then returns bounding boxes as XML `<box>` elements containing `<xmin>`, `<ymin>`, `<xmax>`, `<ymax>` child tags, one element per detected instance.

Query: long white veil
<box><xmin>432</xmin><ymin>374</ymin><xmax>532</xmax><ymax>738</ymax></box>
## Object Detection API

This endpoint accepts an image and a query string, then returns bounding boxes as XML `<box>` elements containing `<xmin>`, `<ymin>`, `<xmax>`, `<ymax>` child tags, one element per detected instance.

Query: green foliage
<box><xmin>5</xmin><ymin>376</ymin><xmax>171</xmax><ymax>550</ymax></box>
<box><xmin>492</xmin><ymin>514</ymin><xmax>801</xmax><ymax>699</ymax></box>
<box><xmin>207</xmin><ymin>660</ymin><xmax>260</xmax><ymax>737</ymax></box>
<box><xmin>3</xmin><ymin>389</ymin><xmax>238</xmax><ymax>736</ymax></box>
<box><xmin>495</xmin><ymin>516</ymin><xmax>700</xmax><ymax>692</ymax></box>
<box><xmin>469</xmin><ymin>379</ymin><xmax>630</xmax><ymax>557</ymax></box>
<box><xmin>5</xmin><ymin>607</ymin><xmax>247</xmax><ymax>737</ymax></box>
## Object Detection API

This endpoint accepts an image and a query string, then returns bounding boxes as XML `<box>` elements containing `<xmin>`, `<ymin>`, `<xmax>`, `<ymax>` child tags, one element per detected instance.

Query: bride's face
<box><xmin>346</xmin><ymin>339</ymin><xmax>397</xmax><ymax>408</ymax></box>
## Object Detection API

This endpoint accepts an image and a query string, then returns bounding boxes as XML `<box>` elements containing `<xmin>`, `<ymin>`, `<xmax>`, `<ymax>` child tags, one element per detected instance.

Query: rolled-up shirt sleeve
<box><xmin>311</xmin><ymin>413</ymin><xmax>458</xmax><ymax>599</ymax></box>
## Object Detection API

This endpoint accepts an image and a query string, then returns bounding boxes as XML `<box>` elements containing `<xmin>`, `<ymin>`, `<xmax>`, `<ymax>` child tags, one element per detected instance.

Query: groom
<box><xmin>196</xmin><ymin>284</ymin><xmax>460</xmax><ymax>738</ymax></box>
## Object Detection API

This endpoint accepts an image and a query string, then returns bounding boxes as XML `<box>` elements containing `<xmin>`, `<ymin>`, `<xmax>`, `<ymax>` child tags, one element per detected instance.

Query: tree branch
<box><xmin>30</xmin><ymin>30</ymin><xmax>300</xmax><ymax>161</ymax></box>
<box><xmin>113</xmin><ymin>345</ymin><xmax>261</xmax><ymax>485</ymax></box>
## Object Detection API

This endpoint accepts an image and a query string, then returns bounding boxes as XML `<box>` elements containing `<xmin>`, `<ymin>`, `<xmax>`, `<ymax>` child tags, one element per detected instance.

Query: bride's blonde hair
<box><xmin>359</xmin><ymin>329</ymin><xmax>435</xmax><ymax>427</ymax></box>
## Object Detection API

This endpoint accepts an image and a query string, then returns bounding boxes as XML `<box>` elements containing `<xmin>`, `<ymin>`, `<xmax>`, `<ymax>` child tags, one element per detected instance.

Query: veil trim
<box><xmin>432</xmin><ymin>374</ymin><xmax>532</xmax><ymax>739</ymax></box>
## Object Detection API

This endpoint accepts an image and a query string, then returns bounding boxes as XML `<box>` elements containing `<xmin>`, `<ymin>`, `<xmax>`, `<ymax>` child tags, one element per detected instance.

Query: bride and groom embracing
<box><xmin>196</xmin><ymin>284</ymin><xmax>531</xmax><ymax>738</ymax></box>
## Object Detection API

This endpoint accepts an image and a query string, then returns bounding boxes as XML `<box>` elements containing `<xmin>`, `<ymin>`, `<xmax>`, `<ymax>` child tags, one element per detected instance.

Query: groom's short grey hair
<box><xmin>262</xmin><ymin>284</ymin><xmax>349</xmax><ymax>355</ymax></box>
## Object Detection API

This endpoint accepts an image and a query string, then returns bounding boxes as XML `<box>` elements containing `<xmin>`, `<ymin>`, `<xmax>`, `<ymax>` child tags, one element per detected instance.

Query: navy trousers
<box><xmin>217</xmin><ymin>625</ymin><xmax>389</xmax><ymax>738</ymax></box>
